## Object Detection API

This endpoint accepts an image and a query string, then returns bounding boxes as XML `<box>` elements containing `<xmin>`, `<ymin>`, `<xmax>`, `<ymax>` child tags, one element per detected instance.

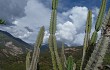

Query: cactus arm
<box><xmin>80</xmin><ymin>10</ymin><xmax>92</xmax><ymax>70</ymax></box>
<box><xmin>90</xmin><ymin>0</ymin><xmax>107</xmax><ymax>46</ymax></box>
<box><xmin>95</xmin><ymin>0</ymin><xmax>107</xmax><ymax>31</ymax></box>
<box><xmin>26</xmin><ymin>52</ymin><xmax>31</xmax><ymax>70</ymax></box>
<box><xmin>29</xmin><ymin>26</ymin><xmax>45</xmax><ymax>70</ymax></box>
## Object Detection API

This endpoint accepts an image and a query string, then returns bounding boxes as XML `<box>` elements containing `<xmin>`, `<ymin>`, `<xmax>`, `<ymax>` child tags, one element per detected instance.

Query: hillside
<box><xmin>0</xmin><ymin>30</ymin><xmax>32</xmax><ymax>56</ymax></box>
<box><xmin>0</xmin><ymin>30</ymin><xmax>33</xmax><ymax>70</ymax></box>
<box><xmin>0</xmin><ymin>30</ymin><xmax>110</xmax><ymax>70</ymax></box>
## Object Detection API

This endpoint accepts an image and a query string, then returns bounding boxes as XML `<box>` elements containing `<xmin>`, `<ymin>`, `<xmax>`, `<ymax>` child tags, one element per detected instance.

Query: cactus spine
<box><xmin>29</xmin><ymin>26</ymin><xmax>45</xmax><ymax>70</ymax></box>
<box><xmin>80</xmin><ymin>10</ymin><xmax>92</xmax><ymax>70</ymax></box>
<box><xmin>48</xmin><ymin>0</ymin><xmax>62</xmax><ymax>70</ymax></box>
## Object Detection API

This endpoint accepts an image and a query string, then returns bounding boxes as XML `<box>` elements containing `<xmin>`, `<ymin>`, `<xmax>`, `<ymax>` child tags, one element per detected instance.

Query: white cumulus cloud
<box><xmin>0</xmin><ymin>0</ymin><xmax>100</xmax><ymax>46</ymax></box>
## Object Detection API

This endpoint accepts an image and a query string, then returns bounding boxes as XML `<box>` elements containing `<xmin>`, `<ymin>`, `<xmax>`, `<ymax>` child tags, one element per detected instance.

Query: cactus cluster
<box><xmin>25</xmin><ymin>0</ymin><xmax>110</xmax><ymax>70</ymax></box>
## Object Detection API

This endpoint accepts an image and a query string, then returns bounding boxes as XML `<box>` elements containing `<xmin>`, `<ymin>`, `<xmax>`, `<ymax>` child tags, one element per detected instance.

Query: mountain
<box><xmin>0</xmin><ymin>30</ymin><xmax>32</xmax><ymax>57</ymax></box>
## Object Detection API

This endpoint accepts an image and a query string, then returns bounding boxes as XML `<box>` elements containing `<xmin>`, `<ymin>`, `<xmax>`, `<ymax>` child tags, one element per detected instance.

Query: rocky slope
<box><xmin>0</xmin><ymin>30</ymin><xmax>32</xmax><ymax>57</ymax></box>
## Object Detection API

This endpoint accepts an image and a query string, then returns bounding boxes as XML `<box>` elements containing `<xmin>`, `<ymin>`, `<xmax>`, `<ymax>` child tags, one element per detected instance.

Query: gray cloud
<box><xmin>0</xmin><ymin>0</ymin><xmax>28</xmax><ymax>24</ymax></box>
<box><xmin>25</xmin><ymin>27</ymin><xmax>34</xmax><ymax>32</ymax></box>
<box><xmin>0</xmin><ymin>0</ymin><xmax>100</xmax><ymax>46</ymax></box>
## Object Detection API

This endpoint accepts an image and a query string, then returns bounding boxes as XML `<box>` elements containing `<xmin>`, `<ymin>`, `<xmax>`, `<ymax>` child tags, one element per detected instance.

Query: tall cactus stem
<box><xmin>80</xmin><ymin>10</ymin><xmax>92</xmax><ymax>70</ymax></box>
<box><xmin>29</xmin><ymin>26</ymin><xmax>45</xmax><ymax>70</ymax></box>
<box><xmin>26</xmin><ymin>52</ymin><xmax>31</xmax><ymax>70</ymax></box>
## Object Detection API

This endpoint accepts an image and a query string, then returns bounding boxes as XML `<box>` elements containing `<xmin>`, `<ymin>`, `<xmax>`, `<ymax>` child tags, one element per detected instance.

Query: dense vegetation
<box><xmin>0</xmin><ymin>47</ymin><xmax>110</xmax><ymax>70</ymax></box>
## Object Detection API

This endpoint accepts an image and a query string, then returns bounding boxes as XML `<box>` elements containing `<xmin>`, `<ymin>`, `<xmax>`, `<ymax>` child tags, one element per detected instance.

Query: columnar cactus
<box><xmin>26</xmin><ymin>52</ymin><xmax>31</xmax><ymax>70</ymax></box>
<box><xmin>61</xmin><ymin>43</ymin><xmax>66</xmax><ymax>70</ymax></box>
<box><xmin>92</xmin><ymin>8</ymin><xmax>110</xmax><ymax>70</ymax></box>
<box><xmin>28</xmin><ymin>26</ymin><xmax>45</xmax><ymax>70</ymax></box>
<box><xmin>48</xmin><ymin>0</ymin><xmax>62</xmax><ymax>70</ymax></box>
<box><xmin>90</xmin><ymin>0</ymin><xmax>107</xmax><ymax>46</ymax></box>
<box><xmin>80</xmin><ymin>10</ymin><xmax>92</xmax><ymax>70</ymax></box>
<box><xmin>84</xmin><ymin>0</ymin><xmax>107</xmax><ymax>69</ymax></box>
<box><xmin>25</xmin><ymin>0</ymin><xmax>109</xmax><ymax>70</ymax></box>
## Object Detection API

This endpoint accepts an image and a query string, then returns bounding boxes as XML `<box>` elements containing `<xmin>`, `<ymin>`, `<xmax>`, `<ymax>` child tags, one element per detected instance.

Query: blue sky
<box><xmin>0</xmin><ymin>0</ymin><xmax>110</xmax><ymax>46</ymax></box>
<box><xmin>40</xmin><ymin>0</ymin><xmax>110</xmax><ymax>12</ymax></box>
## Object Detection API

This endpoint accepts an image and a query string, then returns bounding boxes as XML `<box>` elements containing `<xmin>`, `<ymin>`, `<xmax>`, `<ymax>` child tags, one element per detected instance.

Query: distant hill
<box><xmin>0</xmin><ymin>30</ymin><xmax>32</xmax><ymax>57</ymax></box>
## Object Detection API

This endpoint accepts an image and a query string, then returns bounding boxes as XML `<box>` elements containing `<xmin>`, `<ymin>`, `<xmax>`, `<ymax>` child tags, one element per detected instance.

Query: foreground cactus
<box><xmin>26</xmin><ymin>26</ymin><xmax>45</xmax><ymax>70</ymax></box>
<box><xmin>61</xmin><ymin>43</ymin><xmax>66</xmax><ymax>70</ymax></box>
<box><xmin>67</xmin><ymin>56</ymin><xmax>76</xmax><ymax>70</ymax></box>
<box><xmin>48</xmin><ymin>0</ymin><xmax>62</xmax><ymax>70</ymax></box>
<box><xmin>92</xmin><ymin>8</ymin><xmax>110</xmax><ymax>70</ymax></box>
<box><xmin>84</xmin><ymin>0</ymin><xmax>107</xmax><ymax>69</ymax></box>
<box><xmin>25</xmin><ymin>0</ymin><xmax>109</xmax><ymax>70</ymax></box>
<box><xmin>80</xmin><ymin>10</ymin><xmax>92</xmax><ymax>70</ymax></box>
<box><xmin>26</xmin><ymin>52</ymin><xmax>31</xmax><ymax>70</ymax></box>
<box><xmin>80</xmin><ymin>0</ymin><xmax>107</xmax><ymax>70</ymax></box>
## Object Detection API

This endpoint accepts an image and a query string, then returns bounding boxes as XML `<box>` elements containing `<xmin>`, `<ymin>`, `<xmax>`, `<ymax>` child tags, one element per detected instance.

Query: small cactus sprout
<box><xmin>67</xmin><ymin>56</ymin><xmax>76</xmax><ymax>70</ymax></box>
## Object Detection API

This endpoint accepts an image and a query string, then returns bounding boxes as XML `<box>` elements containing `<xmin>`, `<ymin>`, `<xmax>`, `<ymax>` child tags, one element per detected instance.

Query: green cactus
<box><xmin>48</xmin><ymin>0</ymin><xmax>63</xmax><ymax>70</ymax></box>
<box><xmin>90</xmin><ymin>31</ymin><xmax>98</xmax><ymax>45</ymax></box>
<box><xmin>90</xmin><ymin>0</ymin><xmax>106</xmax><ymax>45</ymax></box>
<box><xmin>67</xmin><ymin>56</ymin><xmax>76</xmax><ymax>70</ymax></box>
<box><xmin>49</xmin><ymin>0</ymin><xmax>58</xmax><ymax>34</ymax></box>
<box><xmin>24</xmin><ymin>0</ymin><xmax>109</xmax><ymax>70</ymax></box>
<box><xmin>53</xmin><ymin>35</ymin><xmax>62</xmax><ymax>70</ymax></box>
<box><xmin>84</xmin><ymin>0</ymin><xmax>107</xmax><ymax>69</ymax></box>
<box><xmin>61</xmin><ymin>43</ymin><xmax>66</xmax><ymax>70</ymax></box>
<box><xmin>95</xmin><ymin>0</ymin><xmax>107</xmax><ymax>31</ymax></box>
<box><xmin>52</xmin><ymin>0</ymin><xmax>58</xmax><ymax>9</ymax></box>
<box><xmin>26</xmin><ymin>52</ymin><xmax>31</xmax><ymax>70</ymax></box>
<box><xmin>29</xmin><ymin>26</ymin><xmax>45</xmax><ymax>70</ymax></box>
<box><xmin>80</xmin><ymin>10</ymin><xmax>92</xmax><ymax>70</ymax></box>
<box><xmin>92</xmin><ymin>8</ymin><xmax>110</xmax><ymax>70</ymax></box>
<box><xmin>48</xmin><ymin>35</ymin><xmax>57</xmax><ymax>70</ymax></box>
<box><xmin>80</xmin><ymin>0</ymin><xmax>107</xmax><ymax>70</ymax></box>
